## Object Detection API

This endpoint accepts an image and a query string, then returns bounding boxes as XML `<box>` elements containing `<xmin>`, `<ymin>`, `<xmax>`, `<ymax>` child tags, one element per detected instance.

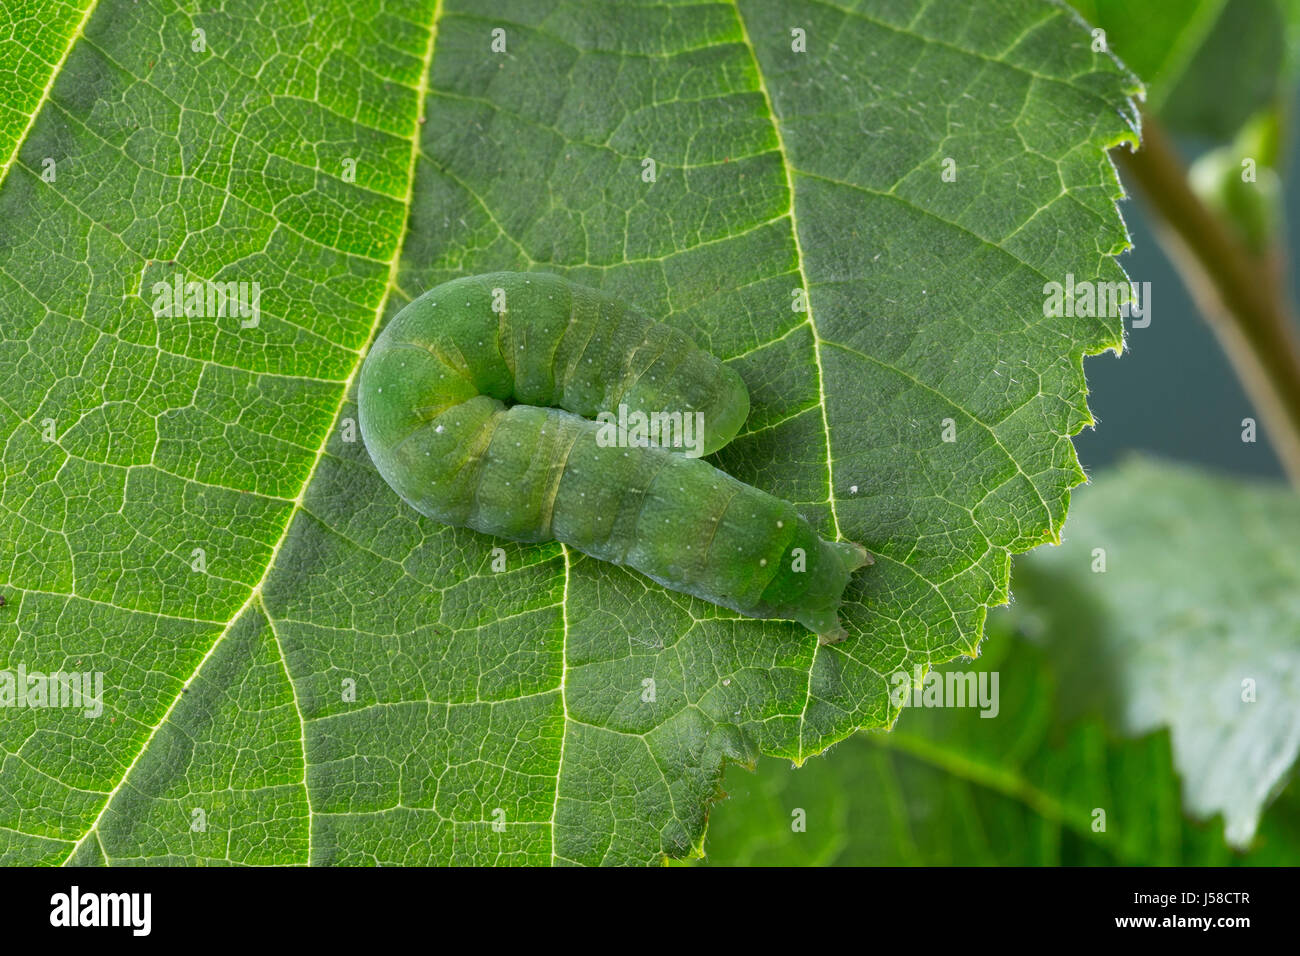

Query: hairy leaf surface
<box><xmin>0</xmin><ymin>0</ymin><xmax>1137</xmax><ymax>865</ymax></box>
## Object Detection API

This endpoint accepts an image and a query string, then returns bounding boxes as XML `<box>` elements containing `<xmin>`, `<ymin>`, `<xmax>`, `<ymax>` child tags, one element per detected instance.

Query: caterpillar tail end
<box><xmin>798</xmin><ymin>539</ymin><xmax>873</xmax><ymax>645</ymax></box>
<box><xmin>836</xmin><ymin>540</ymin><xmax>873</xmax><ymax>570</ymax></box>
<box><xmin>817</xmin><ymin>623</ymin><xmax>849</xmax><ymax>646</ymax></box>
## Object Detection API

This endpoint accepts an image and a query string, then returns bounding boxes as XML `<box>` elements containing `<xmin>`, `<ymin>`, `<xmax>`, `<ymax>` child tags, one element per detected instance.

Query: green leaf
<box><xmin>1011</xmin><ymin>457</ymin><xmax>1300</xmax><ymax>849</ymax></box>
<box><xmin>0</xmin><ymin>0</ymin><xmax>96</xmax><ymax>184</ymax></box>
<box><xmin>700</xmin><ymin>630</ymin><xmax>1300</xmax><ymax>865</ymax></box>
<box><xmin>1070</xmin><ymin>0</ymin><xmax>1287</xmax><ymax>140</ymax></box>
<box><xmin>0</xmin><ymin>0</ymin><xmax>1137</xmax><ymax>865</ymax></box>
<box><xmin>1068</xmin><ymin>0</ymin><xmax>1227</xmax><ymax>104</ymax></box>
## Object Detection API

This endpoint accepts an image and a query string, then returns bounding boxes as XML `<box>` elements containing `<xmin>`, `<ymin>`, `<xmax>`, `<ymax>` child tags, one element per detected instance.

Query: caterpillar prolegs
<box><xmin>357</xmin><ymin>272</ymin><xmax>870</xmax><ymax>643</ymax></box>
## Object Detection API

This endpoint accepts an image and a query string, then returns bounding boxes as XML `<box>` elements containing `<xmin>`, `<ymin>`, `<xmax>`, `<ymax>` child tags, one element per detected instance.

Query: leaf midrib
<box><xmin>59</xmin><ymin>0</ymin><xmax>447</xmax><ymax>866</ymax></box>
<box><xmin>729</xmin><ymin>0</ymin><xmax>841</xmax><ymax>770</ymax></box>
<box><xmin>0</xmin><ymin>0</ymin><xmax>103</xmax><ymax>191</ymax></box>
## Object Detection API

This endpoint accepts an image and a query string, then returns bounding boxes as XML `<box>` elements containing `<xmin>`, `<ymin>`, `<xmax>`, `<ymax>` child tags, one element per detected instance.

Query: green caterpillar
<box><xmin>358</xmin><ymin>272</ymin><xmax>869</xmax><ymax>643</ymax></box>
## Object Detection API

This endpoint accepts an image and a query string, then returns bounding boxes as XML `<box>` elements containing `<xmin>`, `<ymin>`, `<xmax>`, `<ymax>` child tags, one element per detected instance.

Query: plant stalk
<box><xmin>1117</xmin><ymin>109</ymin><xmax>1300</xmax><ymax>486</ymax></box>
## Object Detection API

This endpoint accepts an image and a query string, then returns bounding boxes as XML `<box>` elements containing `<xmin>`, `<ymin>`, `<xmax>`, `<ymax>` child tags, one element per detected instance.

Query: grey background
<box><xmin>1075</xmin><ymin>134</ymin><xmax>1293</xmax><ymax>481</ymax></box>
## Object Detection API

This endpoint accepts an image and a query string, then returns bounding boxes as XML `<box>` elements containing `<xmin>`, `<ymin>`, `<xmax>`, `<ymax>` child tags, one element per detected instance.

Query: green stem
<box><xmin>1118</xmin><ymin>109</ymin><xmax>1300</xmax><ymax>486</ymax></box>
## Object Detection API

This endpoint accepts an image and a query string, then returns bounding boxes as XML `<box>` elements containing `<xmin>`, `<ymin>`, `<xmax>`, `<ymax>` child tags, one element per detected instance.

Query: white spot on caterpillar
<box><xmin>776</xmin><ymin>520</ymin><xmax>784</xmax><ymax>527</ymax></box>
<box><xmin>759</xmin><ymin>559</ymin><xmax>767</xmax><ymax>567</ymax></box>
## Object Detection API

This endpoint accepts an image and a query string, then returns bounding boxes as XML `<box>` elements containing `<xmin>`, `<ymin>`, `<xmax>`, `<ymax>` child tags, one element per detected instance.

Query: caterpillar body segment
<box><xmin>358</xmin><ymin>272</ymin><xmax>869</xmax><ymax>642</ymax></box>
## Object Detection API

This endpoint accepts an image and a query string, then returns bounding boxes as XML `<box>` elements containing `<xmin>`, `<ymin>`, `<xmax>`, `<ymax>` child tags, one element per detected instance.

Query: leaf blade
<box><xmin>1</xmin><ymin>0</ymin><xmax>1140</xmax><ymax>865</ymax></box>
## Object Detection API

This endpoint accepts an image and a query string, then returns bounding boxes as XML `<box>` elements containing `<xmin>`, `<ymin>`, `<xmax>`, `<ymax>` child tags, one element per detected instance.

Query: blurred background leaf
<box><xmin>1071</xmin><ymin>0</ymin><xmax>1288</xmax><ymax>139</ymax></box>
<box><xmin>701</xmin><ymin>615</ymin><xmax>1300</xmax><ymax>865</ymax></box>
<box><xmin>1013</xmin><ymin>458</ymin><xmax>1300</xmax><ymax>848</ymax></box>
